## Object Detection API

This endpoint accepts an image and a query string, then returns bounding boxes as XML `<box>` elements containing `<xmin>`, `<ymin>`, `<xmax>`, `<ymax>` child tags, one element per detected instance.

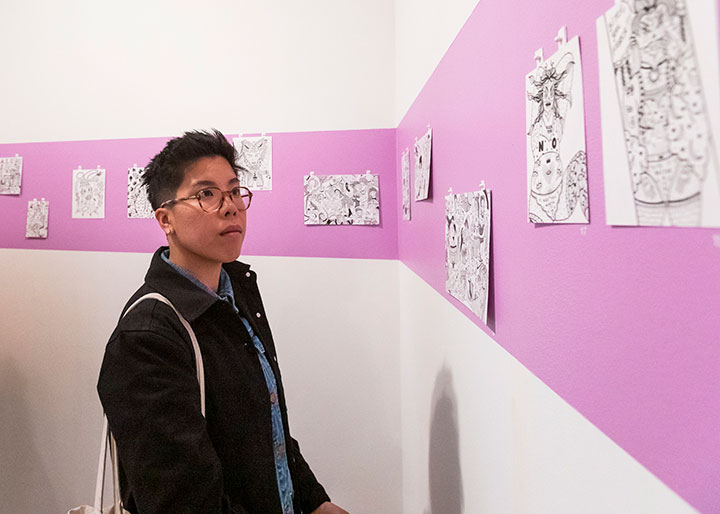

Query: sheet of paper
<box><xmin>401</xmin><ymin>148</ymin><xmax>411</xmax><ymax>220</ymax></box>
<box><xmin>526</xmin><ymin>36</ymin><xmax>589</xmax><ymax>224</ymax></box>
<box><xmin>127</xmin><ymin>165</ymin><xmax>154</xmax><ymax>219</ymax></box>
<box><xmin>26</xmin><ymin>198</ymin><xmax>49</xmax><ymax>238</ymax></box>
<box><xmin>413</xmin><ymin>128</ymin><xmax>432</xmax><ymax>201</ymax></box>
<box><xmin>72</xmin><ymin>166</ymin><xmax>105</xmax><ymax>219</ymax></box>
<box><xmin>597</xmin><ymin>0</ymin><xmax>720</xmax><ymax>227</ymax></box>
<box><xmin>445</xmin><ymin>188</ymin><xmax>492</xmax><ymax>324</ymax></box>
<box><xmin>304</xmin><ymin>173</ymin><xmax>380</xmax><ymax>225</ymax></box>
<box><xmin>233</xmin><ymin>135</ymin><xmax>273</xmax><ymax>191</ymax></box>
<box><xmin>0</xmin><ymin>155</ymin><xmax>23</xmax><ymax>195</ymax></box>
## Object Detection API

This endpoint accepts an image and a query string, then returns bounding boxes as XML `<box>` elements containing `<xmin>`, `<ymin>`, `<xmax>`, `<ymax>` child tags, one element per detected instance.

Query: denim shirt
<box><xmin>161</xmin><ymin>251</ymin><xmax>295</xmax><ymax>514</ymax></box>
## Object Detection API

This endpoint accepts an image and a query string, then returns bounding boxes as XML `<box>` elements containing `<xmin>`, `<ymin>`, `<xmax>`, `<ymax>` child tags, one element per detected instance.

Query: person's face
<box><xmin>157</xmin><ymin>155</ymin><xmax>247</xmax><ymax>265</ymax></box>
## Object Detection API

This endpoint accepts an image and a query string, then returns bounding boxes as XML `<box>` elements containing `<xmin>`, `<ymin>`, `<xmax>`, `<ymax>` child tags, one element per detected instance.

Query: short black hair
<box><xmin>142</xmin><ymin>129</ymin><xmax>241</xmax><ymax>210</ymax></box>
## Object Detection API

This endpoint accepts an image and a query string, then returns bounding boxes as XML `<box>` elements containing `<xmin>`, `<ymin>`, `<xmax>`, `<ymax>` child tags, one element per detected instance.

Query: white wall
<box><xmin>397</xmin><ymin>264</ymin><xmax>696</xmax><ymax>514</ymax></box>
<box><xmin>0</xmin><ymin>249</ymin><xmax>402</xmax><ymax>514</ymax></box>
<box><xmin>0</xmin><ymin>0</ymin><xmax>395</xmax><ymax>143</ymax></box>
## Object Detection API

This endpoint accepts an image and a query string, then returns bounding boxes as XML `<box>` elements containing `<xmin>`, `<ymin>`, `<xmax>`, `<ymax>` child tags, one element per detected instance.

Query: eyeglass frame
<box><xmin>159</xmin><ymin>185</ymin><xmax>254</xmax><ymax>212</ymax></box>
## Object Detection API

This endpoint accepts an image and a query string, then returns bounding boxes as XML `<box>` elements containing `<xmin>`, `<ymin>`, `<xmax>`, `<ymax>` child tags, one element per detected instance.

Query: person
<box><xmin>97</xmin><ymin>129</ymin><xmax>348</xmax><ymax>514</ymax></box>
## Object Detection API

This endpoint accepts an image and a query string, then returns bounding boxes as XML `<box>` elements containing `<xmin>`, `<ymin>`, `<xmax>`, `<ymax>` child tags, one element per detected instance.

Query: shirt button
<box><xmin>270</xmin><ymin>392</ymin><xmax>278</xmax><ymax>404</ymax></box>
<box><xmin>256</xmin><ymin>312</ymin><xmax>262</xmax><ymax>318</ymax></box>
<box><xmin>245</xmin><ymin>272</ymin><xmax>251</xmax><ymax>278</ymax></box>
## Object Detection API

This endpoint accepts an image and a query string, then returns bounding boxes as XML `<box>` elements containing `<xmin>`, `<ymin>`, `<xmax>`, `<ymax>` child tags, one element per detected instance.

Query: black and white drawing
<box><xmin>414</xmin><ymin>128</ymin><xmax>432</xmax><ymax>201</ymax></box>
<box><xmin>233</xmin><ymin>135</ymin><xmax>272</xmax><ymax>191</ymax></box>
<box><xmin>304</xmin><ymin>172</ymin><xmax>380</xmax><ymax>225</ymax></box>
<box><xmin>598</xmin><ymin>0</ymin><xmax>720</xmax><ymax>227</ymax></box>
<box><xmin>445</xmin><ymin>188</ymin><xmax>492</xmax><ymax>324</ymax></box>
<box><xmin>72</xmin><ymin>166</ymin><xmax>105</xmax><ymax>219</ymax></box>
<box><xmin>401</xmin><ymin>148</ymin><xmax>411</xmax><ymax>220</ymax></box>
<box><xmin>26</xmin><ymin>198</ymin><xmax>49</xmax><ymax>239</ymax></box>
<box><xmin>127</xmin><ymin>165</ymin><xmax>154</xmax><ymax>219</ymax></box>
<box><xmin>0</xmin><ymin>155</ymin><xmax>23</xmax><ymax>195</ymax></box>
<box><xmin>526</xmin><ymin>35</ymin><xmax>589</xmax><ymax>224</ymax></box>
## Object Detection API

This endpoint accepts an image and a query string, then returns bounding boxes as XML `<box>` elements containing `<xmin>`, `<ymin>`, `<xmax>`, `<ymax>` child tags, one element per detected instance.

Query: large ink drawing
<box><xmin>127</xmin><ymin>165</ymin><xmax>154</xmax><ymax>219</ymax></box>
<box><xmin>304</xmin><ymin>172</ymin><xmax>380</xmax><ymax>225</ymax></box>
<box><xmin>233</xmin><ymin>135</ymin><xmax>272</xmax><ymax>191</ymax></box>
<box><xmin>414</xmin><ymin>128</ymin><xmax>432</xmax><ymax>201</ymax></box>
<box><xmin>26</xmin><ymin>198</ymin><xmax>49</xmax><ymax>239</ymax></box>
<box><xmin>401</xmin><ymin>148</ymin><xmax>411</xmax><ymax>220</ymax></box>
<box><xmin>526</xmin><ymin>36</ymin><xmax>588</xmax><ymax>224</ymax></box>
<box><xmin>445</xmin><ymin>188</ymin><xmax>492</xmax><ymax>324</ymax></box>
<box><xmin>598</xmin><ymin>0</ymin><xmax>720</xmax><ymax>226</ymax></box>
<box><xmin>0</xmin><ymin>155</ymin><xmax>23</xmax><ymax>195</ymax></box>
<box><xmin>72</xmin><ymin>166</ymin><xmax>105</xmax><ymax>219</ymax></box>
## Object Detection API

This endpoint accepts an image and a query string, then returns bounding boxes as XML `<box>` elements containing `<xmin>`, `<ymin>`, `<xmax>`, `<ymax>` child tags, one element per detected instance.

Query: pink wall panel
<box><xmin>0</xmin><ymin>129</ymin><xmax>397</xmax><ymax>259</ymax></box>
<box><xmin>396</xmin><ymin>1</ymin><xmax>720</xmax><ymax>512</ymax></box>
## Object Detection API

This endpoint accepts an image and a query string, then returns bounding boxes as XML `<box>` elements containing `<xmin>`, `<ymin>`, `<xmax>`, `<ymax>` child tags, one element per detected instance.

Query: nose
<box><xmin>220</xmin><ymin>191</ymin><xmax>239</xmax><ymax>217</ymax></box>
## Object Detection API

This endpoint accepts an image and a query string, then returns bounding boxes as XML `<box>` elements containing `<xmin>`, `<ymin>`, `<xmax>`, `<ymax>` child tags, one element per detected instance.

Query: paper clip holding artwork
<box><xmin>598</xmin><ymin>0</ymin><xmax>720</xmax><ymax>227</ymax></box>
<box><xmin>128</xmin><ymin>165</ymin><xmax>154</xmax><ymax>219</ymax></box>
<box><xmin>401</xmin><ymin>148</ymin><xmax>411</xmax><ymax>220</ymax></box>
<box><xmin>26</xmin><ymin>198</ymin><xmax>49</xmax><ymax>238</ymax></box>
<box><xmin>72</xmin><ymin>166</ymin><xmax>105</xmax><ymax>219</ymax></box>
<box><xmin>233</xmin><ymin>135</ymin><xmax>272</xmax><ymax>191</ymax></box>
<box><xmin>526</xmin><ymin>34</ymin><xmax>588</xmax><ymax>224</ymax></box>
<box><xmin>445</xmin><ymin>187</ymin><xmax>492</xmax><ymax>324</ymax></box>
<box><xmin>0</xmin><ymin>155</ymin><xmax>23</xmax><ymax>195</ymax></box>
<box><xmin>414</xmin><ymin>128</ymin><xmax>432</xmax><ymax>201</ymax></box>
<box><xmin>304</xmin><ymin>172</ymin><xmax>380</xmax><ymax>225</ymax></box>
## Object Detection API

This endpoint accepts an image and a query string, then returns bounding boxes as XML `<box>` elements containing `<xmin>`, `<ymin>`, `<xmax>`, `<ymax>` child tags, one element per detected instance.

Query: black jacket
<box><xmin>97</xmin><ymin>247</ymin><xmax>330</xmax><ymax>514</ymax></box>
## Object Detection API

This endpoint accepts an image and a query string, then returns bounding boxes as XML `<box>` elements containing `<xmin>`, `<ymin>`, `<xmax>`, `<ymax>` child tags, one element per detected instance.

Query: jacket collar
<box><xmin>144</xmin><ymin>246</ymin><xmax>252</xmax><ymax>323</ymax></box>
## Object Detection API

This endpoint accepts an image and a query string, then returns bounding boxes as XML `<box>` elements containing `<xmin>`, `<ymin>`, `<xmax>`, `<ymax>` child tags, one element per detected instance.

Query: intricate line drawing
<box><xmin>26</xmin><ymin>198</ymin><xmax>49</xmax><ymax>238</ymax></box>
<box><xmin>603</xmin><ymin>0</ymin><xmax>719</xmax><ymax>226</ymax></box>
<box><xmin>445</xmin><ymin>188</ymin><xmax>492</xmax><ymax>323</ymax></box>
<box><xmin>72</xmin><ymin>167</ymin><xmax>105</xmax><ymax>219</ymax></box>
<box><xmin>304</xmin><ymin>173</ymin><xmax>380</xmax><ymax>225</ymax></box>
<box><xmin>234</xmin><ymin>135</ymin><xmax>273</xmax><ymax>191</ymax></box>
<box><xmin>127</xmin><ymin>165</ymin><xmax>154</xmax><ymax>219</ymax></box>
<box><xmin>401</xmin><ymin>148</ymin><xmax>411</xmax><ymax>220</ymax></box>
<box><xmin>0</xmin><ymin>155</ymin><xmax>23</xmax><ymax>195</ymax></box>
<box><xmin>526</xmin><ymin>37</ymin><xmax>589</xmax><ymax>223</ymax></box>
<box><xmin>414</xmin><ymin>128</ymin><xmax>432</xmax><ymax>201</ymax></box>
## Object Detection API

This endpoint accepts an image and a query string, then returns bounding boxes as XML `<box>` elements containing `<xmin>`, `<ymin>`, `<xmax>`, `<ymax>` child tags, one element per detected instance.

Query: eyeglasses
<box><xmin>160</xmin><ymin>186</ymin><xmax>253</xmax><ymax>212</ymax></box>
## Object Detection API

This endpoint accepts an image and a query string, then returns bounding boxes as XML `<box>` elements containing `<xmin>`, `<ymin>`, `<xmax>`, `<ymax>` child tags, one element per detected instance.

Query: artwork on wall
<box><xmin>414</xmin><ymin>128</ymin><xmax>432</xmax><ymax>201</ymax></box>
<box><xmin>526</xmin><ymin>33</ymin><xmax>588</xmax><ymax>224</ymax></box>
<box><xmin>72</xmin><ymin>166</ymin><xmax>105</xmax><ymax>219</ymax></box>
<box><xmin>0</xmin><ymin>155</ymin><xmax>23</xmax><ymax>195</ymax></box>
<box><xmin>233</xmin><ymin>135</ymin><xmax>273</xmax><ymax>191</ymax></box>
<box><xmin>26</xmin><ymin>198</ymin><xmax>49</xmax><ymax>238</ymax></box>
<box><xmin>401</xmin><ymin>148</ymin><xmax>411</xmax><ymax>220</ymax></box>
<box><xmin>304</xmin><ymin>172</ymin><xmax>380</xmax><ymax>225</ymax></box>
<box><xmin>445</xmin><ymin>187</ymin><xmax>491</xmax><ymax>324</ymax></box>
<box><xmin>127</xmin><ymin>165</ymin><xmax>154</xmax><ymax>219</ymax></box>
<box><xmin>598</xmin><ymin>0</ymin><xmax>720</xmax><ymax>227</ymax></box>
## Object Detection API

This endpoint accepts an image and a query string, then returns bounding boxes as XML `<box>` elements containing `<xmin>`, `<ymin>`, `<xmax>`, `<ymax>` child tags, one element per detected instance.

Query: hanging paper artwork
<box><xmin>414</xmin><ymin>128</ymin><xmax>432</xmax><ymax>201</ymax></box>
<box><xmin>0</xmin><ymin>155</ymin><xmax>23</xmax><ymax>195</ymax></box>
<box><xmin>526</xmin><ymin>36</ymin><xmax>589</xmax><ymax>223</ymax></box>
<box><xmin>233</xmin><ymin>135</ymin><xmax>272</xmax><ymax>191</ymax></box>
<box><xmin>26</xmin><ymin>198</ymin><xmax>49</xmax><ymax>238</ymax></box>
<box><xmin>597</xmin><ymin>0</ymin><xmax>720</xmax><ymax>227</ymax></box>
<box><xmin>127</xmin><ymin>165</ymin><xmax>154</xmax><ymax>219</ymax></box>
<box><xmin>401</xmin><ymin>148</ymin><xmax>411</xmax><ymax>220</ymax></box>
<box><xmin>72</xmin><ymin>166</ymin><xmax>105</xmax><ymax>219</ymax></box>
<box><xmin>445</xmin><ymin>188</ymin><xmax>492</xmax><ymax>324</ymax></box>
<box><xmin>304</xmin><ymin>172</ymin><xmax>380</xmax><ymax>225</ymax></box>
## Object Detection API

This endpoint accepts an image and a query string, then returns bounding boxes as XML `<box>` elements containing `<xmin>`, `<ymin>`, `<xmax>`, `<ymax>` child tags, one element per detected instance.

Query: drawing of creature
<box><xmin>608</xmin><ymin>0</ymin><xmax>717</xmax><ymax>225</ymax></box>
<box><xmin>414</xmin><ymin>132</ymin><xmax>431</xmax><ymax>200</ymax></box>
<box><xmin>26</xmin><ymin>201</ymin><xmax>48</xmax><ymax>238</ymax></box>
<box><xmin>527</xmin><ymin>51</ymin><xmax>588</xmax><ymax>223</ymax></box>
<box><xmin>401</xmin><ymin>150</ymin><xmax>411</xmax><ymax>219</ymax></box>
<box><xmin>445</xmin><ymin>207</ymin><xmax>461</xmax><ymax>294</ymax></box>
<box><xmin>0</xmin><ymin>158</ymin><xmax>21</xmax><ymax>194</ymax></box>
<box><xmin>74</xmin><ymin>170</ymin><xmax>104</xmax><ymax>217</ymax></box>
<box><xmin>237</xmin><ymin>138</ymin><xmax>269</xmax><ymax>189</ymax></box>
<box><xmin>128</xmin><ymin>167</ymin><xmax>153</xmax><ymax>218</ymax></box>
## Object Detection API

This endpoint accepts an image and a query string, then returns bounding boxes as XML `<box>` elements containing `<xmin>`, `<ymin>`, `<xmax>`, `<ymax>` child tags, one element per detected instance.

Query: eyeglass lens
<box><xmin>198</xmin><ymin>187</ymin><xmax>251</xmax><ymax>211</ymax></box>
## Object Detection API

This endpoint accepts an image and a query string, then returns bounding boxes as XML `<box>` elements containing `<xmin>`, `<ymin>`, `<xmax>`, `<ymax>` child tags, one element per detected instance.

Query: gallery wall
<box><xmin>396</xmin><ymin>0</ymin><xmax>720</xmax><ymax>512</ymax></box>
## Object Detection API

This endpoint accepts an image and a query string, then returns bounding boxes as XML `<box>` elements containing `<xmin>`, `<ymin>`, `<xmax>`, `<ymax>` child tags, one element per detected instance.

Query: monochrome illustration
<box><xmin>72</xmin><ymin>166</ymin><xmax>105</xmax><ymax>219</ymax></box>
<box><xmin>0</xmin><ymin>155</ymin><xmax>23</xmax><ymax>195</ymax></box>
<box><xmin>402</xmin><ymin>148</ymin><xmax>411</xmax><ymax>220</ymax></box>
<box><xmin>233</xmin><ymin>135</ymin><xmax>273</xmax><ymax>191</ymax></box>
<box><xmin>127</xmin><ymin>165</ymin><xmax>154</xmax><ymax>219</ymax></box>
<box><xmin>414</xmin><ymin>128</ymin><xmax>432</xmax><ymax>201</ymax></box>
<box><xmin>598</xmin><ymin>0</ymin><xmax>720</xmax><ymax>226</ymax></box>
<box><xmin>445</xmin><ymin>188</ymin><xmax>492</xmax><ymax>324</ymax></box>
<box><xmin>526</xmin><ymin>36</ymin><xmax>589</xmax><ymax>223</ymax></box>
<box><xmin>304</xmin><ymin>172</ymin><xmax>380</xmax><ymax>225</ymax></box>
<box><xmin>26</xmin><ymin>198</ymin><xmax>49</xmax><ymax>239</ymax></box>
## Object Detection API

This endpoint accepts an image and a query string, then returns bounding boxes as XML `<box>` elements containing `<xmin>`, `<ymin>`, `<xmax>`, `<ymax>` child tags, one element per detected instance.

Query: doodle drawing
<box><xmin>26</xmin><ymin>198</ymin><xmax>49</xmax><ymax>239</ymax></box>
<box><xmin>72</xmin><ymin>167</ymin><xmax>106</xmax><ymax>219</ymax></box>
<box><xmin>234</xmin><ymin>135</ymin><xmax>273</xmax><ymax>191</ymax></box>
<box><xmin>127</xmin><ymin>165</ymin><xmax>154</xmax><ymax>219</ymax></box>
<box><xmin>0</xmin><ymin>156</ymin><xmax>23</xmax><ymax>195</ymax></box>
<box><xmin>304</xmin><ymin>173</ymin><xmax>380</xmax><ymax>226</ymax></box>
<box><xmin>401</xmin><ymin>148</ymin><xmax>411</xmax><ymax>220</ymax></box>
<box><xmin>414</xmin><ymin>128</ymin><xmax>432</xmax><ymax>201</ymax></box>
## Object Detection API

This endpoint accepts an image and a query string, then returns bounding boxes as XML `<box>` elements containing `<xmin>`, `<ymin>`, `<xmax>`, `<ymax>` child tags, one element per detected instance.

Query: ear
<box><xmin>155</xmin><ymin>207</ymin><xmax>174</xmax><ymax>236</ymax></box>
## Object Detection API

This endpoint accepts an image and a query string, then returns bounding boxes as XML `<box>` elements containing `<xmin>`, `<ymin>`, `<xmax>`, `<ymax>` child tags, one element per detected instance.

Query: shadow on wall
<box><xmin>427</xmin><ymin>366</ymin><xmax>464</xmax><ymax>514</ymax></box>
